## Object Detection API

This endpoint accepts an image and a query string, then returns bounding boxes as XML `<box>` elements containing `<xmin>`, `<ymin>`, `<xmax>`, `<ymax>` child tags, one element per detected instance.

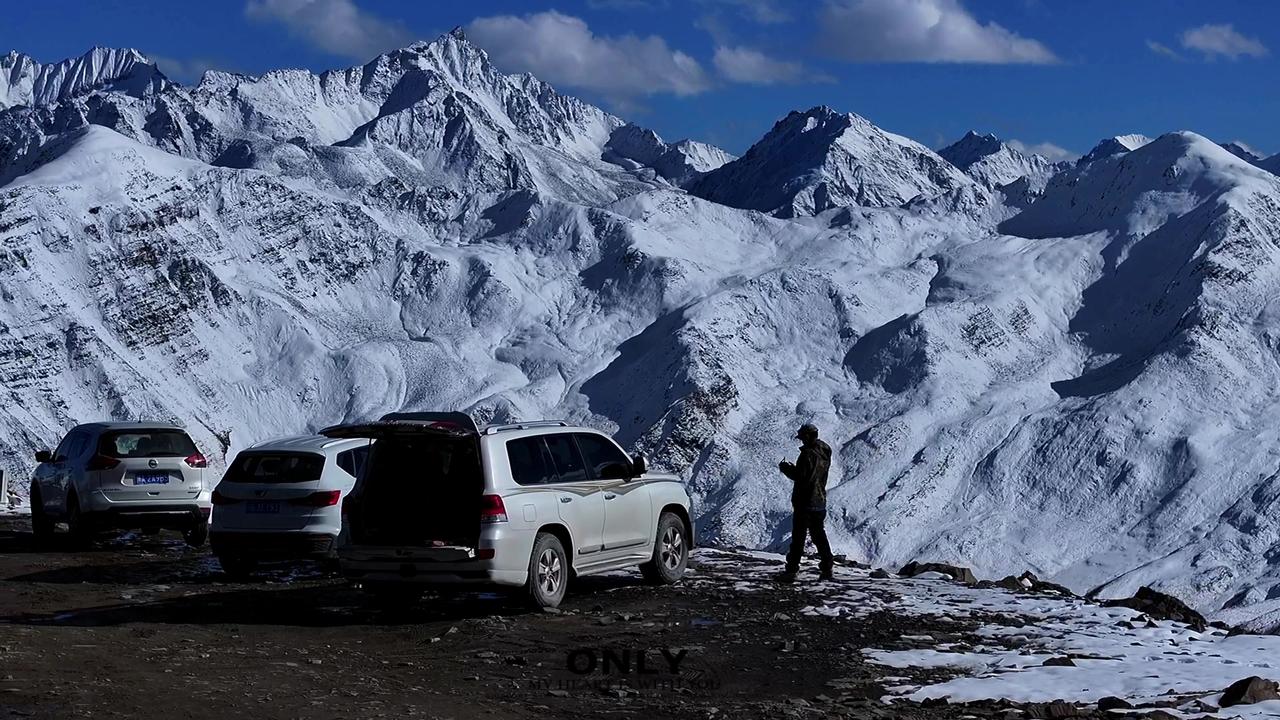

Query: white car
<box><xmin>323</xmin><ymin>414</ymin><xmax>693</xmax><ymax>608</ymax></box>
<box><xmin>29</xmin><ymin>422</ymin><xmax>212</xmax><ymax>546</ymax></box>
<box><xmin>209</xmin><ymin>435</ymin><xmax>372</xmax><ymax>577</ymax></box>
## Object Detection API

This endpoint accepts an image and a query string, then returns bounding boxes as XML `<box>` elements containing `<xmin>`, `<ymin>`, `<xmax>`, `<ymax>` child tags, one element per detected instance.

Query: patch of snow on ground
<box><xmin>696</xmin><ymin>548</ymin><xmax>1280</xmax><ymax>717</ymax></box>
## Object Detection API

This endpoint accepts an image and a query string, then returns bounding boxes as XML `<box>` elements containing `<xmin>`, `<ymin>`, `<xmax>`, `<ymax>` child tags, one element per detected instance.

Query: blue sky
<box><xmin>3</xmin><ymin>0</ymin><xmax>1279</xmax><ymax>158</ymax></box>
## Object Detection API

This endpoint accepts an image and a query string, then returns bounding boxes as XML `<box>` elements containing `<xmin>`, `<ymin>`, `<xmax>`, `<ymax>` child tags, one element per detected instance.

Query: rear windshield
<box><xmin>222</xmin><ymin>452</ymin><xmax>326</xmax><ymax>484</ymax></box>
<box><xmin>99</xmin><ymin>430</ymin><xmax>197</xmax><ymax>459</ymax></box>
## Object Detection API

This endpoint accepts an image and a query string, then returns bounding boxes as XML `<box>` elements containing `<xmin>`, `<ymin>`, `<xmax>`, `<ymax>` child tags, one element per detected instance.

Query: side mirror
<box><xmin>34</xmin><ymin>450</ymin><xmax>52</xmax><ymax>464</ymax></box>
<box><xmin>632</xmin><ymin>454</ymin><xmax>648</xmax><ymax>477</ymax></box>
<box><xmin>599</xmin><ymin>462</ymin><xmax>631</xmax><ymax>480</ymax></box>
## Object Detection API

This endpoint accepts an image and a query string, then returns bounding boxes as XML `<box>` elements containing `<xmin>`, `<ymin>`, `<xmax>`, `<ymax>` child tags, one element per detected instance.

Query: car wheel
<box><xmin>183</xmin><ymin>520</ymin><xmax>209</xmax><ymax>548</ymax></box>
<box><xmin>217</xmin><ymin>555</ymin><xmax>257</xmax><ymax>580</ymax></box>
<box><xmin>29</xmin><ymin>485</ymin><xmax>55</xmax><ymax>546</ymax></box>
<box><xmin>65</xmin><ymin>493</ymin><xmax>93</xmax><ymax>549</ymax></box>
<box><xmin>640</xmin><ymin>512</ymin><xmax>688</xmax><ymax>585</ymax></box>
<box><xmin>526</xmin><ymin>532</ymin><xmax>569</xmax><ymax>609</ymax></box>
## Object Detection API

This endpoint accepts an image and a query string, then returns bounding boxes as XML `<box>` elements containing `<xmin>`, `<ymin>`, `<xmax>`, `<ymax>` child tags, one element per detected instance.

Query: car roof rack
<box><xmin>481</xmin><ymin>420</ymin><xmax>571</xmax><ymax>435</ymax></box>
<box><xmin>378</xmin><ymin>411</ymin><xmax>478</xmax><ymax>434</ymax></box>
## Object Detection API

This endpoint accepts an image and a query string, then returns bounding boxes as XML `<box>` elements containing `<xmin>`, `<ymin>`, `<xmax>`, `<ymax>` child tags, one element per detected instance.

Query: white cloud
<box><xmin>1145</xmin><ymin>40</ymin><xmax>1182</xmax><ymax>60</ymax></box>
<box><xmin>245</xmin><ymin>0</ymin><xmax>412</xmax><ymax>60</ymax></box>
<box><xmin>700</xmin><ymin>0</ymin><xmax>791</xmax><ymax>24</ymax></box>
<box><xmin>1180</xmin><ymin>23</ymin><xmax>1268</xmax><ymax>60</ymax></box>
<box><xmin>713</xmin><ymin>46</ymin><xmax>817</xmax><ymax>84</ymax></box>
<box><xmin>816</xmin><ymin>0</ymin><xmax>1058</xmax><ymax>64</ymax></box>
<box><xmin>467</xmin><ymin>11</ymin><xmax>711</xmax><ymax>99</ymax></box>
<box><xmin>1008</xmin><ymin>139</ymin><xmax>1076</xmax><ymax>163</ymax></box>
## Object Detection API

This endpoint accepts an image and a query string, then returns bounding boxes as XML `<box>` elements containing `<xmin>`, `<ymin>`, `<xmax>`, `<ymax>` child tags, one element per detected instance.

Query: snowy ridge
<box><xmin>1077</xmin><ymin>133</ymin><xmax>1152</xmax><ymax>165</ymax></box>
<box><xmin>8</xmin><ymin>32</ymin><xmax>1280</xmax><ymax>630</ymax></box>
<box><xmin>1259</xmin><ymin>153</ymin><xmax>1280</xmax><ymax>177</ymax></box>
<box><xmin>0</xmin><ymin>47</ymin><xmax>167</xmax><ymax>110</ymax></box>
<box><xmin>1221</xmin><ymin>141</ymin><xmax>1263</xmax><ymax>164</ymax></box>
<box><xmin>938</xmin><ymin>130</ymin><xmax>1055</xmax><ymax>189</ymax></box>
<box><xmin>687</xmin><ymin>106</ymin><xmax>977</xmax><ymax>217</ymax></box>
<box><xmin>603</xmin><ymin>124</ymin><xmax>735</xmax><ymax>186</ymax></box>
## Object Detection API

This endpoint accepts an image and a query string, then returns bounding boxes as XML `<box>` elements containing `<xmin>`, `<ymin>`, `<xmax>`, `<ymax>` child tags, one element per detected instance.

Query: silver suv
<box><xmin>323</xmin><ymin>414</ymin><xmax>693</xmax><ymax>608</ymax></box>
<box><xmin>29</xmin><ymin>422</ymin><xmax>212</xmax><ymax>546</ymax></box>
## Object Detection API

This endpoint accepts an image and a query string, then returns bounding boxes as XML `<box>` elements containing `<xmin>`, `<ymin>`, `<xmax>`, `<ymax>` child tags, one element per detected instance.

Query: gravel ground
<box><xmin>0</xmin><ymin>516</ymin><xmax>1113</xmax><ymax>720</ymax></box>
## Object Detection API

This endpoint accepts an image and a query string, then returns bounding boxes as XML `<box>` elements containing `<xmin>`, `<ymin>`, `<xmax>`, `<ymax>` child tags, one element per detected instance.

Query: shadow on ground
<box><xmin>2</xmin><ymin>565</ymin><xmax>651</xmax><ymax>629</ymax></box>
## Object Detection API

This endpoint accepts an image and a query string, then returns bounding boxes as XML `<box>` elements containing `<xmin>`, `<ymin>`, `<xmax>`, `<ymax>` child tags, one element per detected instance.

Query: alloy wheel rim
<box><xmin>661</xmin><ymin>527</ymin><xmax>684</xmax><ymax>569</ymax></box>
<box><xmin>538</xmin><ymin>549</ymin><xmax>562</xmax><ymax>595</ymax></box>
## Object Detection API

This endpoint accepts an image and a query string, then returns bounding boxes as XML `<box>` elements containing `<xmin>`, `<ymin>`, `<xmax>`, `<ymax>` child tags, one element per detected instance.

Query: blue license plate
<box><xmin>135</xmin><ymin>474</ymin><xmax>169</xmax><ymax>485</ymax></box>
<box><xmin>246</xmin><ymin>501</ymin><xmax>280</xmax><ymax>514</ymax></box>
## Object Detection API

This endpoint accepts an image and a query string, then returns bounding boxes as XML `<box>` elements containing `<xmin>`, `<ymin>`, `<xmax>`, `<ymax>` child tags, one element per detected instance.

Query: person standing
<box><xmin>776</xmin><ymin>423</ymin><xmax>834</xmax><ymax>583</ymax></box>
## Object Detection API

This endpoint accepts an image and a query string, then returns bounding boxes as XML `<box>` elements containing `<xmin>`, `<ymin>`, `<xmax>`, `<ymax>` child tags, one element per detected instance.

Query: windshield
<box><xmin>222</xmin><ymin>452</ymin><xmax>325</xmax><ymax>484</ymax></box>
<box><xmin>99</xmin><ymin>430</ymin><xmax>197</xmax><ymax>459</ymax></box>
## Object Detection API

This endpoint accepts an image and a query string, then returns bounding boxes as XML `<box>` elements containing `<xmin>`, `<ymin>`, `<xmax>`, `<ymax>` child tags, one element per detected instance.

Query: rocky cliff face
<box><xmin>7</xmin><ymin>31</ymin><xmax>1280</xmax><ymax>626</ymax></box>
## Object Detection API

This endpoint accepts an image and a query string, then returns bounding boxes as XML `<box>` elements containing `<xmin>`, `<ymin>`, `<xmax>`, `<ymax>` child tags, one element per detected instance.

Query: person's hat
<box><xmin>796</xmin><ymin>423</ymin><xmax>819</xmax><ymax>439</ymax></box>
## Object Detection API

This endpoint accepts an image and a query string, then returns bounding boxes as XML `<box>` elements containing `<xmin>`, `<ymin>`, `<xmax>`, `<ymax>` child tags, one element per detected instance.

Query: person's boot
<box><xmin>818</xmin><ymin>568</ymin><xmax>835</xmax><ymax>581</ymax></box>
<box><xmin>774</xmin><ymin>570</ymin><xmax>797</xmax><ymax>584</ymax></box>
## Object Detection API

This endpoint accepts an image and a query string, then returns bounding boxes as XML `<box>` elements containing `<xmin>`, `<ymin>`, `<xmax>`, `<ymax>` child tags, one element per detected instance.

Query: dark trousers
<box><xmin>785</xmin><ymin>508</ymin><xmax>833</xmax><ymax>573</ymax></box>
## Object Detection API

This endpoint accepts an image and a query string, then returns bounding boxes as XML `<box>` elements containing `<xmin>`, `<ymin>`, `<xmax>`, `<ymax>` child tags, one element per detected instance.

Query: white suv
<box><xmin>29</xmin><ymin>422</ymin><xmax>212</xmax><ymax>546</ymax></box>
<box><xmin>209</xmin><ymin>435</ymin><xmax>372</xmax><ymax>577</ymax></box>
<box><xmin>323</xmin><ymin>414</ymin><xmax>693</xmax><ymax>608</ymax></box>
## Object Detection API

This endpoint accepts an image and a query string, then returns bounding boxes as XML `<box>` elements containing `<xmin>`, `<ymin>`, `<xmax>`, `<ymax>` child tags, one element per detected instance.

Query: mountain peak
<box><xmin>939</xmin><ymin>131</ymin><xmax>1006</xmax><ymax>167</ymax></box>
<box><xmin>938</xmin><ymin>129</ymin><xmax>1054</xmax><ymax>189</ymax></box>
<box><xmin>689</xmin><ymin>106</ymin><xmax>973</xmax><ymax>216</ymax></box>
<box><xmin>0</xmin><ymin>45</ymin><xmax>166</xmax><ymax>110</ymax></box>
<box><xmin>1219</xmin><ymin>141</ymin><xmax>1262</xmax><ymax>164</ymax></box>
<box><xmin>1078</xmin><ymin>133</ymin><xmax>1152</xmax><ymax>165</ymax></box>
<box><xmin>448</xmin><ymin>26</ymin><xmax>468</xmax><ymax>41</ymax></box>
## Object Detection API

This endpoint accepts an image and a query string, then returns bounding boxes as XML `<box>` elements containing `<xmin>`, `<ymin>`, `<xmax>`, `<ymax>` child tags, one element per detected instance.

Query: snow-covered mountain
<box><xmin>1220</xmin><ymin>141</ymin><xmax>1263</xmax><ymax>164</ymax></box>
<box><xmin>0</xmin><ymin>47</ymin><xmax>168</xmax><ymax>110</ymax></box>
<box><xmin>938</xmin><ymin>130</ymin><xmax>1055</xmax><ymax>189</ymax></box>
<box><xmin>1077</xmin><ymin>133</ymin><xmax>1152</xmax><ymax>165</ymax></box>
<box><xmin>1258</xmin><ymin>152</ymin><xmax>1280</xmax><ymax>177</ymax></box>
<box><xmin>687</xmin><ymin>106</ymin><xmax>977</xmax><ymax>217</ymax></box>
<box><xmin>8</xmin><ymin>31</ymin><xmax>1280</xmax><ymax>629</ymax></box>
<box><xmin>603</xmin><ymin>124</ymin><xmax>734</xmax><ymax>187</ymax></box>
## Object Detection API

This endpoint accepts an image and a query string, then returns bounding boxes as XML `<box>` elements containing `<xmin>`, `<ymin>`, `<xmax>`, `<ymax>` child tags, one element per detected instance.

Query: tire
<box><xmin>526</xmin><ymin>532</ymin><xmax>569</xmax><ymax>609</ymax></box>
<box><xmin>65</xmin><ymin>493</ymin><xmax>93</xmax><ymax>549</ymax></box>
<box><xmin>640</xmin><ymin>512</ymin><xmax>688</xmax><ymax>585</ymax></box>
<box><xmin>217</xmin><ymin>555</ymin><xmax>258</xmax><ymax>580</ymax></box>
<box><xmin>29</xmin><ymin>485</ymin><xmax>54</xmax><ymax>546</ymax></box>
<box><xmin>183</xmin><ymin>520</ymin><xmax>209</xmax><ymax>548</ymax></box>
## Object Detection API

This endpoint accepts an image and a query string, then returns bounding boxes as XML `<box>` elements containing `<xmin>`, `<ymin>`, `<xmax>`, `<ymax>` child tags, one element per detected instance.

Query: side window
<box><xmin>56</xmin><ymin>432</ymin><xmax>89</xmax><ymax>461</ymax></box>
<box><xmin>543</xmin><ymin>433</ymin><xmax>588</xmax><ymax>484</ymax></box>
<box><xmin>336</xmin><ymin>446</ymin><xmax>370</xmax><ymax>478</ymax></box>
<box><xmin>52</xmin><ymin>432</ymin><xmax>76</xmax><ymax>461</ymax></box>
<box><xmin>506</xmin><ymin>437</ymin><xmax>558</xmax><ymax>486</ymax></box>
<box><xmin>575</xmin><ymin>433</ymin><xmax>633</xmax><ymax>479</ymax></box>
<box><xmin>66</xmin><ymin>433</ymin><xmax>90</xmax><ymax>460</ymax></box>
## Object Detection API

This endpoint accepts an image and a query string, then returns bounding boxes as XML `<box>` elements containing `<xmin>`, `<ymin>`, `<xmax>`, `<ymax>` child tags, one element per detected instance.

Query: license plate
<box><xmin>135</xmin><ymin>474</ymin><xmax>169</xmax><ymax>485</ymax></box>
<box><xmin>246</xmin><ymin>501</ymin><xmax>280</xmax><ymax>514</ymax></box>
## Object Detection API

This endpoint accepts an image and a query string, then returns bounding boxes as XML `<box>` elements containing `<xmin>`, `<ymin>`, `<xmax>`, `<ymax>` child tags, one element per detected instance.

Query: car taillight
<box><xmin>291</xmin><ymin>490</ymin><xmax>341</xmax><ymax>508</ymax></box>
<box><xmin>185</xmin><ymin>452</ymin><xmax>208</xmax><ymax>468</ymax></box>
<box><xmin>480</xmin><ymin>494</ymin><xmax>508</xmax><ymax>523</ymax></box>
<box><xmin>86</xmin><ymin>454</ymin><xmax>120</xmax><ymax>471</ymax></box>
<box><xmin>211</xmin><ymin>489</ymin><xmax>239</xmax><ymax>505</ymax></box>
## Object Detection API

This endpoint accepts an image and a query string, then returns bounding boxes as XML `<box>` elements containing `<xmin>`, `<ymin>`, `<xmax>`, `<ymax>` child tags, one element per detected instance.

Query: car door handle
<box><xmin>560</xmin><ymin>496</ymin><xmax>573</xmax><ymax>503</ymax></box>
<box><xmin>604</xmin><ymin>493</ymin><xmax>617</xmax><ymax>500</ymax></box>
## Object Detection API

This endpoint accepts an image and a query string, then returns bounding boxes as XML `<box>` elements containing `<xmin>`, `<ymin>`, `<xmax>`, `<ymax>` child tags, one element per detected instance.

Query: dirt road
<box><xmin>0</xmin><ymin>516</ymin><xmax>1049</xmax><ymax>719</ymax></box>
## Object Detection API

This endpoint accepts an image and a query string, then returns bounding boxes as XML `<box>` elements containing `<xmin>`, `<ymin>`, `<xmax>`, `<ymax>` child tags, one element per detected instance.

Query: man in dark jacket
<box><xmin>777</xmin><ymin>423</ymin><xmax>834</xmax><ymax>583</ymax></box>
